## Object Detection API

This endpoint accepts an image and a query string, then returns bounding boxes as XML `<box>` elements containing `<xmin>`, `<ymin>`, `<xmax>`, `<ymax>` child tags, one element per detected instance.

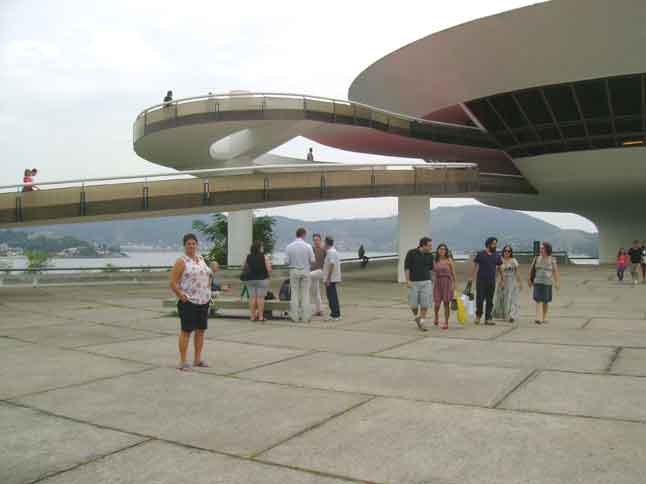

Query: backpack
<box><xmin>278</xmin><ymin>279</ymin><xmax>291</xmax><ymax>301</ymax></box>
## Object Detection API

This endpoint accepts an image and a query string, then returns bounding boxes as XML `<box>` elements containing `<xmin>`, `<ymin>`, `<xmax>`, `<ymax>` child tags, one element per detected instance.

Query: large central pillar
<box><xmin>593</xmin><ymin>214</ymin><xmax>646</xmax><ymax>264</ymax></box>
<box><xmin>227</xmin><ymin>210</ymin><xmax>253</xmax><ymax>266</ymax></box>
<box><xmin>397</xmin><ymin>196</ymin><xmax>431</xmax><ymax>282</ymax></box>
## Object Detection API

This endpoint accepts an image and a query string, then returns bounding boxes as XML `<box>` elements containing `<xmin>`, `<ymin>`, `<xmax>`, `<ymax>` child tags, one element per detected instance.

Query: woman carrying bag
<box><xmin>528</xmin><ymin>241</ymin><xmax>560</xmax><ymax>325</ymax></box>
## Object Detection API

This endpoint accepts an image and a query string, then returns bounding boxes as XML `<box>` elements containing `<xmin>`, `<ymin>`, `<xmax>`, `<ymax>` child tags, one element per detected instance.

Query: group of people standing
<box><xmin>617</xmin><ymin>240</ymin><xmax>646</xmax><ymax>284</ymax></box>
<box><xmin>405</xmin><ymin>236</ymin><xmax>561</xmax><ymax>331</ymax></box>
<box><xmin>285</xmin><ymin>228</ymin><xmax>341</xmax><ymax>322</ymax></box>
<box><xmin>21</xmin><ymin>168</ymin><xmax>38</xmax><ymax>192</ymax></box>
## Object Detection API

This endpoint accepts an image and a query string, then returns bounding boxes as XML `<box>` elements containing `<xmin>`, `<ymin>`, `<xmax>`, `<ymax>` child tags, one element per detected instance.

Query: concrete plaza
<box><xmin>2</xmin><ymin>262</ymin><xmax>646</xmax><ymax>483</ymax></box>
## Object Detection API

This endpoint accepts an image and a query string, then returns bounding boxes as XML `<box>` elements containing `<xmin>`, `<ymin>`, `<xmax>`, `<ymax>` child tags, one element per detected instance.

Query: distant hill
<box><xmin>23</xmin><ymin>205</ymin><xmax>599</xmax><ymax>256</ymax></box>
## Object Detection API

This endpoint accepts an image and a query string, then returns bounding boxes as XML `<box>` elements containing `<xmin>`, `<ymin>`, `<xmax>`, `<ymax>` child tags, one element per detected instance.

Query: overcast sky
<box><xmin>0</xmin><ymin>0</ymin><xmax>597</xmax><ymax>232</ymax></box>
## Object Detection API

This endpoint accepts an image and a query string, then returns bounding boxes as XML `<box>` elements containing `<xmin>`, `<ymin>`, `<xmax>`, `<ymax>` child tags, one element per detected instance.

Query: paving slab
<box><xmin>84</xmin><ymin>336</ymin><xmax>310</xmax><ymax>374</ymax></box>
<box><xmin>512</xmin><ymin>317</ymin><xmax>589</xmax><ymax>329</ymax></box>
<box><xmin>338</xmin><ymin>317</ymin><xmax>512</xmax><ymax>339</ymax></box>
<box><xmin>1</xmin><ymin>322</ymin><xmax>162</xmax><ymax>348</ymax></box>
<box><xmin>500</xmin><ymin>370</ymin><xmax>646</xmax><ymax>421</ymax></box>
<box><xmin>1</xmin><ymin>344</ymin><xmax>149</xmax><ymax>399</ymax></box>
<box><xmin>500</xmin><ymin>327</ymin><xmax>646</xmax><ymax>347</ymax></box>
<box><xmin>0</xmin><ymin>312</ymin><xmax>76</xmax><ymax>330</ymax></box>
<box><xmin>114</xmin><ymin>315</ymin><xmax>265</xmax><ymax>337</ymax></box>
<box><xmin>239</xmin><ymin>351</ymin><xmax>525</xmax><ymax>407</ymax></box>
<box><xmin>261</xmin><ymin>397</ymin><xmax>646</xmax><ymax>484</ymax></box>
<box><xmin>380</xmin><ymin>338</ymin><xmax>614</xmax><ymax>372</ymax></box>
<box><xmin>610</xmin><ymin>348</ymin><xmax>646</xmax><ymax>375</ymax></box>
<box><xmin>39</xmin><ymin>440</ymin><xmax>349</xmax><ymax>484</ymax></box>
<box><xmin>220</xmin><ymin>326</ymin><xmax>417</xmax><ymax>354</ymax></box>
<box><xmin>0</xmin><ymin>402</ymin><xmax>145</xmax><ymax>484</ymax></box>
<box><xmin>16</xmin><ymin>368</ymin><xmax>370</xmax><ymax>456</ymax></box>
<box><xmin>587</xmin><ymin>318</ymin><xmax>646</xmax><ymax>332</ymax></box>
<box><xmin>55</xmin><ymin>306</ymin><xmax>166</xmax><ymax>324</ymax></box>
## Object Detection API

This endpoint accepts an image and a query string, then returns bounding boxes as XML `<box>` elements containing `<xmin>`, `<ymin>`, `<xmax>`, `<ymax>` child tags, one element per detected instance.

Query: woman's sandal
<box><xmin>194</xmin><ymin>361</ymin><xmax>209</xmax><ymax>368</ymax></box>
<box><xmin>441</xmin><ymin>323</ymin><xmax>449</xmax><ymax>330</ymax></box>
<box><xmin>177</xmin><ymin>363</ymin><xmax>191</xmax><ymax>371</ymax></box>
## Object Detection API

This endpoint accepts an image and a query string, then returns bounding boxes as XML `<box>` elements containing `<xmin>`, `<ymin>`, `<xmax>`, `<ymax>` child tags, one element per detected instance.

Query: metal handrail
<box><xmin>135</xmin><ymin>91</ymin><xmax>486</xmax><ymax>132</ymax></box>
<box><xmin>0</xmin><ymin>162</ymin><xmax>478</xmax><ymax>192</ymax></box>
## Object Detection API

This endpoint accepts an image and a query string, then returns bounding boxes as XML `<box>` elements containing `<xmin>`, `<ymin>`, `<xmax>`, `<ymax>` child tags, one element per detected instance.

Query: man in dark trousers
<box><xmin>404</xmin><ymin>237</ymin><xmax>434</xmax><ymax>331</ymax></box>
<box><xmin>469</xmin><ymin>237</ymin><xmax>502</xmax><ymax>325</ymax></box>
<box><xmin>628</xmin><ymin>240</ymin><xmax>642</xmax><ymax>286</ymax></box>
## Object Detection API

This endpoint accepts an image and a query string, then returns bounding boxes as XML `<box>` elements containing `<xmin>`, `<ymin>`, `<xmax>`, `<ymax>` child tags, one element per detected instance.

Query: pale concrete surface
<box><xmin>83</xmin><ymin>336</ymin><xmax>310</xmax><ymax>374</ymax></box>
<box><xmin>261</xmin><ymin>397</ymin><xmax>646</xmax><ymax>484</ymax></box>
<box><xmin>0</xmin><ymin>322</ymin><xmax>159</xmax><ymax>348</ymax></box>
<box><xmin>0</xmin><ymin>403</ymin><xmax>145</xmax><ymax>484</ymax></box>
<box><xmin>16</xmin><ymin>368</ymin><xmax>370</xmax><ymax>457</ymax></box>
<box><xmin>610</xmin><ymin>348</ymin><xmax>646</xmax><ymax>375</ymax></box>
<box><xmin>500</xmin><ymin>327</ymin><xmax>646</xmax><ymax>347</ymax></box>
<box><xmin>500</xmin><ymin>370</ymin><xmax>646</xmax><ymax>421</ymax></box>
<box><xmin>2</xmin><ymin>263</ymin><xmax>646</xmax><ymax>483</ymax></box>
<box><xmin>39</xmin><ymin>440</ymin><xmax>350</xmax><ymax>484</ymax></box>
<box><xmin>220</xmin><ymin>326</ymin><xmax>418</xmax><ymax>354</ymax></box>
<box><xmin>1</xmin><ymin>343</ymin><xmax>150</xmax><ymax>399</ymax></box>
<box><xmin>239</xmin><ymin>351</ymin><xmax>526</xmax><ymax>407</ymax></box>
<box><xmin>380</xmin><ymin>337</ymin><xmax>615</xmax><ymax>372</ymax></box>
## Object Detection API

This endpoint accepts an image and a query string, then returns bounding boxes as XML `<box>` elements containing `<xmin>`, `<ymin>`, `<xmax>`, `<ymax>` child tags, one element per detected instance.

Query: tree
<box><xmin>24</xmin><ymin>250</ymin><xmax>51</xmax><ymax>273</ymax></box>
<box><xmin>193</xmin><ymin>213</ymin><xmax>276</xmax><ymax>265</ymax></box>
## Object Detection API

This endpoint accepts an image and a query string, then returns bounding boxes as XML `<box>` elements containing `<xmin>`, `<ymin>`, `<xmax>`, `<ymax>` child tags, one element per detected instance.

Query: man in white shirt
<box><xmin>323</xmin><ymin>236</ymin><xmax>342</xmax><ymax>321</ymax></box>
<box><xmin>285</xmin><ymin>227</ymin><xmax>315</xmax><ymax>322</ymax></box>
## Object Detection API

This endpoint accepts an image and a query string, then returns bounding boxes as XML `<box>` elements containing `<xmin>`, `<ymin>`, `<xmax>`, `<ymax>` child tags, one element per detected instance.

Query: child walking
<box><xmin>616</xmin><ymin>248</ymin><xmax>628</xmax><ymax>282</ymax></box>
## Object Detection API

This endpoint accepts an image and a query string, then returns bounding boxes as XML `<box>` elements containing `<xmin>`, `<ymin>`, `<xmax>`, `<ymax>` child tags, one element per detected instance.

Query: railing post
<box><xmin>413</xmin><ymin>167</ymin><xmax>418</xmax><ymax>195</ymax></box>
<box><xmin>371</xmin><ymin>168</ymin><xmax>376</xmax><ymax>195</ymax></box>
<box><xmin>202</xmin><ymin>179</ymin><xmax>210</xmax><ymax>205</ymax></box>
<box><xmin>142</xmin><ymin>179</ymin><xmax>149</xmax><ymax>210</ymax></box>
<box><xmin>15</xmin><ymin>191</ymin><xmax>23</xmax><ymax>223</ymax></box>
<box><xmin>263</xmin><ymin>176</ymin><xmax>270</xmax><ymax>201</ymax></box>
<box><xmin>320</xmin><ymin>173</ymin><xmax>327</xmax><ymax>199</ymax></box>
<box><xmin>80</xmin><ymin>183</ymin><xmax>86</xmax><ymax>216</ymax></box>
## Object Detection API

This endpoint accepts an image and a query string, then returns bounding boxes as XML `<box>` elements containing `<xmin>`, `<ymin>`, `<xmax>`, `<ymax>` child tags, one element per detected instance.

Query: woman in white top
<box><xmin>493</xmin><ymin>245</ymin><xmax>522</xmax><ymax>322</ymax></box>
<box><xmin>528</xmin><ymin>241</ymin><xmax>560</xmax><ymax>325</ymax></box>
<box><xmin>170</xmin><ymin>233</ymin><xmax>211</xmax><ymax>371</ymax></box>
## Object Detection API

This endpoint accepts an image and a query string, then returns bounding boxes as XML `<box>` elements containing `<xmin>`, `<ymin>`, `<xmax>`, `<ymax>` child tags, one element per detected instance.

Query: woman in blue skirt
<box><xmin>528</xmin><ymin>241</ymin><xmax>560</xmax><ymax>325</ymax></box>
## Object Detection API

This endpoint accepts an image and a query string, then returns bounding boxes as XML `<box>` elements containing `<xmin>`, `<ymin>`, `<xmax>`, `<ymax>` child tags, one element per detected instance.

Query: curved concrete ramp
<box><xmin>0</xmin><ymin>164</ymin><xmax>532</xmax><ymax>228</ymax></box>
<box><xmin>133</xmin><ymin>93</ymin><xmax>517</xmax><ymax>175</ymax></box>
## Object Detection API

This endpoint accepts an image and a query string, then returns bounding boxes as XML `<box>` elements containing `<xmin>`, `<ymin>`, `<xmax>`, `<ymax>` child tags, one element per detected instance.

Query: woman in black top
<box><xmin>244</xmin><ymin>240</ymin><xmax>272</xmax><ymax>321</ymax></box>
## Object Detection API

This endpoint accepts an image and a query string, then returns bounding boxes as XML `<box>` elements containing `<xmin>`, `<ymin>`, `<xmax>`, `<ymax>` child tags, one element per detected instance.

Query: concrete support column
<box><xmin>227</xmin><ymin>209</ymin><xmax>253</xmax><ymax>267</ymax></box>
<box><xmin>594</xmin><ymin>215</ymin><xmax>646</xmax><ymax>264</ymax></box>
<box><xmin>397</xmin><ymin>196</ymin><xmax>431</xmax><ymax>283</ymax></box>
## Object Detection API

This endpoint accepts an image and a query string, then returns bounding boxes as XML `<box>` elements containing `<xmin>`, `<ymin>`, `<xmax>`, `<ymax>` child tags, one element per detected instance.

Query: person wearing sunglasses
<box><xmin>493</xmin><ymin>245</ymin><xmax>522</xmax><ymax>323</ymax></box>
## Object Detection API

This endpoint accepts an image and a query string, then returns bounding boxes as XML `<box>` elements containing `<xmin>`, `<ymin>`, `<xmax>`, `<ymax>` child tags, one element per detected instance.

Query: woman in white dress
<box><xmin>493</xmin><ymin>245</ymin><xmax>522</xmax><ymax>322</ymax></box>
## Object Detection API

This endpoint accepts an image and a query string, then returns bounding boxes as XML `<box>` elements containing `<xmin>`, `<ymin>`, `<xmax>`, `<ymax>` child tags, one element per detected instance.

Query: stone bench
<box><xmin>163</xmin><ymin>297</ymin><xmax>290</xmax><ymax>319</ymax></box>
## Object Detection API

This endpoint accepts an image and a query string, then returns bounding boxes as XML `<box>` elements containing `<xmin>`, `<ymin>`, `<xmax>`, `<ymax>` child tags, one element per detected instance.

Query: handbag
<box><xmin>529</xmin><ymin>257</ymin><xmax>537</xmax><ymax>284</ymax></box>
<box><xmin>239</xmin><ymin>261</ymin><xmax>250</xmax><ymax>281</ymax></box>
<box><xmin>463</xmin><ymin>281</ymin><xmax>474</xmax><ymax>301</ymax></box>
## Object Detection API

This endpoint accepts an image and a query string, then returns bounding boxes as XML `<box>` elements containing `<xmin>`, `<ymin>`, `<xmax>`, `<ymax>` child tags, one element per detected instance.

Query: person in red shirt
<box><xmin>616</xmin><ymin>248</ymin><xmax>629</xmax><ymax>282</ymax></box>
<box><xmin>22</xmin><ymin>169</ymin><xmax>33</xmax><ymax>192</ymax></box>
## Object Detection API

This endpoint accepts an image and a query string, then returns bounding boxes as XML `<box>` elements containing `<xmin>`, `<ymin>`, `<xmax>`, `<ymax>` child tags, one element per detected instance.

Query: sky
<box><xmin>0</xmin><ymin>0</ymin><xmax>597</xmax><ymax>232</ymax></box>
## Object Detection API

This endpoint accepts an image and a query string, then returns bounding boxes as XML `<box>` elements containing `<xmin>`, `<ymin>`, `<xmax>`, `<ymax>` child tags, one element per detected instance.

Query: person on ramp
<box><xmin>469</xmin><ymin>237</ymin><xmax>502</xmax><ymax>325</ymax></box>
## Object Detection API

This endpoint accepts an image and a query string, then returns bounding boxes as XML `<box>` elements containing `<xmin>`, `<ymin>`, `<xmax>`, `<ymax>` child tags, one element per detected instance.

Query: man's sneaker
<box><xmin>415</xmin><ymin>317</ymin><xmax>428</xmax><ymax>331</ymax></box>
<box><xmin>484</xmin><ymin>320</ymin><xmax>496</xmax><ymax>326</ymax></box>
<box><xmin>325</xmin><ymin>316</ymin><xmax>342</xmax><ymax>321</ymax></box>
<box><xmin>474</xmin><ymin>317</ymin><xmax>481</xmax><ymax>325</ymax></box>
